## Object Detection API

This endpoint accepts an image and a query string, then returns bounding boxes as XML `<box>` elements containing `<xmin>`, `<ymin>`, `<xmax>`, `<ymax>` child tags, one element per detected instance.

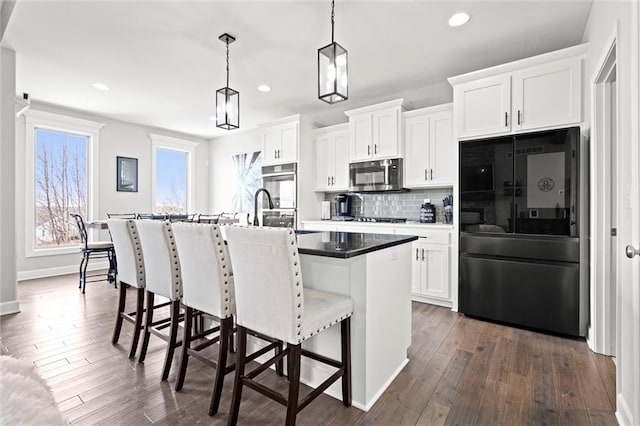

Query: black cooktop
<box><xmin>353</xmin><ymin>217</ymin><xmax>407</xmax><ymax>223</ymax></box>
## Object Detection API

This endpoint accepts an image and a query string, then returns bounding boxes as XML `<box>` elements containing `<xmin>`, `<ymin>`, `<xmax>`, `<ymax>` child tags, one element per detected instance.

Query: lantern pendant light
<box><xmin>318</xmin><ymin>0</ymin><xmax>348</xmax><ymax>104</ymax></box>
<box><xmin>216</xmin><ymin>33</ymin><xmax>239</xmax><ymax>130</ymax></box>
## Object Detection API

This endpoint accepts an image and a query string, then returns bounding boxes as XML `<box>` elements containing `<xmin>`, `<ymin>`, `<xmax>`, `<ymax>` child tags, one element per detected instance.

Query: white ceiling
<box><xmin>2</xmin><ymin>0</ymin><xmax>592</xmax><ymax>139</ymax></box>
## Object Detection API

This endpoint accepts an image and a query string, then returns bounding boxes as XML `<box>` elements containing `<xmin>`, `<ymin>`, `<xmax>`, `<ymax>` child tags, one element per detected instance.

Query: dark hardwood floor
<box><xmin>0</xmin><ymin>274</ymin><xmax>616</xmax><ymax>425</ymax></box>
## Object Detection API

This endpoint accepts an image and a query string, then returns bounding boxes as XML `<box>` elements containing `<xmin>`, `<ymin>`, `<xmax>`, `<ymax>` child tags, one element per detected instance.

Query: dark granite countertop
<box><xmin>296</xmin><ymin>231</ymin><xmax>418</xmax><ymax>259</ymax></box>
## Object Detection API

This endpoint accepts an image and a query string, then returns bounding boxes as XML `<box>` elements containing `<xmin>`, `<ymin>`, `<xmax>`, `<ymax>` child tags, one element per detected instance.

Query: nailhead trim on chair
<box><xmin>126</xmin><ymin>219</ymin><xmax>145</xmax><ymax>288</ymax></box>
<box><xmin>162</xmin><ymin>221</ymin><xmax>182</xmax><ymax>299</ymax></box>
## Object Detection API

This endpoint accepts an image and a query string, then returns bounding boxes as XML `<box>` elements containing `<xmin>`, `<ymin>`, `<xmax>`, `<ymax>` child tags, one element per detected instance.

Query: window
<box><xmin>24</xmin><ymin>110</ymin><xmax>103</xmax><ymax>256</ymax></box>
<box><xmin>150</xmin><ymin>134</ymin><xmax>199</xmax><ymax>214</ymax></box>
<box><xmin>155</xmin><ymin>148</ymin><xmax>187</xmax><ymax>213</ymax></box>
<box><xmin>35</xmin><ymin>129</ymin><xmax>88</xmax><ymax>248</ymax></box>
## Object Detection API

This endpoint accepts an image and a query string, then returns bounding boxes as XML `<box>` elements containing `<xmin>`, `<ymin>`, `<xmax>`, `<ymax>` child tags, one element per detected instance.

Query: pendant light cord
<box><xmin>331</xmin><ymin>0</ymin><xmax>335</xmax><ymax>43</ymax></box>
<box><xmin>225</xmin><ymin>40</ymin><xmax>230</xmax><ymax>88</ymax></box>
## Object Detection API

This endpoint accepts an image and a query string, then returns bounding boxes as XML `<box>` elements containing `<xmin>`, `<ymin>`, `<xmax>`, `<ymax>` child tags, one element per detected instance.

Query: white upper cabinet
<box><xmin>404</xmin><ymin>104</ymin><xmax>454</xmax><ymax>187</ymax></box>
<box><xmin>345</xmin><ymin>99</ymin><xmax>404</xmax><ymax>162</ymax></box>
<box><xmin>449</xmin><ymin>44</ymin><xmax>586</xmax><ymax>140</ymax></box>
<box><xmin>511</xmin><ymin>57</ymin><xmax>582</xmax><ymax>132</ymax></box>
<box><xmin>261</xmin><ymin>119</ymin><xmax>299</xmax><ymax>165</ymax></box>
<box><xmin>453</xmin><ymin>74</ymin><xmax>511</xmax><ymax>139</ymax></box>
<box><xmin>314</xmin><ymin>124</ymin><xmax>349</xmax><ymax>191</ymax></box>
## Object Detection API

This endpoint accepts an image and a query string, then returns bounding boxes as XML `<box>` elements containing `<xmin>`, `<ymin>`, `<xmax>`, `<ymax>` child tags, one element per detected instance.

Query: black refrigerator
<box><xmin>459</xmin><ymin>127</ymin><xmax>586</xmax><ymax>336</ymax></box>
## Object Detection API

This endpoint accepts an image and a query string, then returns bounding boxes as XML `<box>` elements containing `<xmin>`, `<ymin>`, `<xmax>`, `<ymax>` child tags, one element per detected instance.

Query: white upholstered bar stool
<box><xmin>135</xmin><ymin>220</ymin><xmax>183</xmax><ymax>381</ymax></box>
<box><xmin>225</xmin><ymin>226</ymin><xmax>353</xmax><ymax>426</ymax></box>
<box><xmin>106</xmin><ymin>219</ymin><xmax>145</xmax><ymax>358</ymax></box>
<box><xmin>171</xmin><ymin>222</ymin><xmax>235</xmax><ymax>415</ymax></box>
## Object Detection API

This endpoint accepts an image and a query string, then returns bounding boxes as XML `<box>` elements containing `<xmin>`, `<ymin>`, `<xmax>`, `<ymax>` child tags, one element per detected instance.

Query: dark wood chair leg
<box><xmin>81</xmin><ymin>253</ymin><xmax>89</xmax><ymax>293</ymax></box>
<box><xmin>285</xmin><ymin>344</ymin><xmax>301</xmax><ymax>426</ymax></box>
<box><xmin>209</xmin><ymin>317</ymin><xmax>232</xmax><ymax>415</ymax></box>
<box><xmin>227</xmin><ymin>326</ymin><xmax>247</xmax><ymax>426</ymax></box>
<box><xmin>108</xmin><ymin>250</ymin><xmax>117</xmax><ymax>288</ymax></box>
<box><xmin>78</xmin><ymin>255</ymin><xmax>85</xmax><ymax>289</ymax></box>
<box><xmin>175</xmin><ymin>306</ymin><xmax>193</xmax><ymax>391</ymax></box>
<box><xmin>229</xmin><ymin>323</ymin><xmax>235</xmax><ymax>353</ymax></box>
<box><xmin>161</xmin><ymin>300</ymin><xmax>181</xmax><ymax>381</ymax></box>
<box><xmin>129</xmin><ymin>287</ymin><xmax>145</xmax><ymax>358</ymax></box>
<box><xmin>138</xmin><ymin>291</ymin><xmax>154</xmax><ymax>363</ymax></box>
<box><xmin>276</xmin><ymin>341</ymin><xmax>284</xmax><ymax>376</ymax></box>
<box><xmin>341</xmin><ymin>317</ymin><xmax>352</xmax><ymax>407</ymax></box>
<box><xmin>112</xmin><ymin>284</ymin><xmax>127</xmax><ymax>344</ymax></box>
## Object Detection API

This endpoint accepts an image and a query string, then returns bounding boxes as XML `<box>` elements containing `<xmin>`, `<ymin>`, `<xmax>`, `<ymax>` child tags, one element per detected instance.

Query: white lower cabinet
<box><xmin>411</xmin><ymin>239</ymin><xmax>451</xmax><ymax>306</ymax></box>
<box><xmin>301</xmin><ymin>221</ymin><xmax>453</xmax><ymax>307</ymax></box>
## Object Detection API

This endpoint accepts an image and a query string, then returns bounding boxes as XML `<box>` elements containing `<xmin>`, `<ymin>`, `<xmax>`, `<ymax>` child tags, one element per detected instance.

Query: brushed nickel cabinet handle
<box><xmin>421</xmin><ymin>248</ymin><xmax>425</xmax><ymax>261</ymax></box>
<box><xmin>416</xmin><ymin>248</ymin><xmax>419</xmax><ymax>260</ymax></box>
<box><xmin>517</xmin><ymin>110</ymin><xmax>521</xmax><ymax>125</ymax></box>
<box><xmin>328</xmin><ymin>176</ymin><xmax>331</xmax><ymax>186</ymax></box>
<box><xmin>430</xmin><ymin>169</ymin><xmax>433</xmax><ymax>180</ymax></box>
<box><xmin>505</xmin><ymin>112</ymin><xmax>508</xmax><ymax>127</ymax></box>
<box><xmin>425</xmin><ymin>169</ymin><xmax>428</xmax><ymax>181</ymax></box>
<box><xmin>368</xmin><ymin>145</ymin><xmax>371</xmax><ymax>156</ymax></box>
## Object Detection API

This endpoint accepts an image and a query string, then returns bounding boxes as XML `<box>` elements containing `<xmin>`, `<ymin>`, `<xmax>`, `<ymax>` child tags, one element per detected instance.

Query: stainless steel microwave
<box><xmin>349</xmin><ymin>158</ymin><xmax>404</xmax><ymax>192</ymax></box>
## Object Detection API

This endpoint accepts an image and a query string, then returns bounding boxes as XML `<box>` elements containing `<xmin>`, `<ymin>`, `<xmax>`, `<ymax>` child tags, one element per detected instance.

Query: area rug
<box><xmin>0</xmin><ymin>355</ymin><xmax>67</xmax><ymax>425</ymax></box>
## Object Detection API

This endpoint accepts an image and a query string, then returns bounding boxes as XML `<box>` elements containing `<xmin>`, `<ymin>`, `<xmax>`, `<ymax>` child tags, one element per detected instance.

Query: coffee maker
<box><xmin>333</xmin><ymin>194</ymin><xmax>353</xmax><ymax>220</ymax></box>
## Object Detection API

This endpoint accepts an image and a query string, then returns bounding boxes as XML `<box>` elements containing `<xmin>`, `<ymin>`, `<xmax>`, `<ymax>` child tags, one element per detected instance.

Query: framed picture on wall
<box><xmin>116</xmin><ymin>156</ymin><xmax>138</xmax><ymax>192</ymax></box>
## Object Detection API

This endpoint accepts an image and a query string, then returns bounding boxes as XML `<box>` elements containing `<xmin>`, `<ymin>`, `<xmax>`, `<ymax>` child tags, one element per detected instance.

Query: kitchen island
<box><xmin>293</xmin><ymin>231</ymin><xmax>417</xmax><ymax>411</ymax></box>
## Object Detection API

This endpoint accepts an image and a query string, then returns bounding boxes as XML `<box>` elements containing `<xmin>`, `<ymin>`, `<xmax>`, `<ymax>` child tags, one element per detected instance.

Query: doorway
<box><xmin>590</xmin><ymin>34</ymin><xmax>618</xmax><ymax>357</ymax></box>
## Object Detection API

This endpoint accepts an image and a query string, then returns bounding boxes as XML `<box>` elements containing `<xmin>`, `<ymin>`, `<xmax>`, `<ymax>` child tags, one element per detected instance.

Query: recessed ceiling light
<box><xmin>257</xmin><ymin>84</ymin><xmax>271</xmax><ymax>93</ymax></box>
<box><xmin>448</xmin><ymin>12</ymin><xmax>470</xmax><ymax>27</ymax></box>
<box><xmin>93</xmin><ymin>83</ymin><xmax>109</xmax><ymax>91</ymax></box>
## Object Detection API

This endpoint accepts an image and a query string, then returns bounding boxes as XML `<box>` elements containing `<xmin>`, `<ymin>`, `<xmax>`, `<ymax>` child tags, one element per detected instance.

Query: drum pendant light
<box><xmin>216</xmin><ymin>33</ymin><xmax>239</xmax><ymax>130</ymax></box>
<box><xmin>318</xmin><ymin>0</ymin><xmax>348</xmax><ymax>104</ymax></box>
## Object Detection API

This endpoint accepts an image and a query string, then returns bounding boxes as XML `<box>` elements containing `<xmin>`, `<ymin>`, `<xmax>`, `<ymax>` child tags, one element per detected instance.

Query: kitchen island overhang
<box><xmin>294</xmin><ymin>231</ymin><xmax>417</xmax><ymax>411</ymax></box>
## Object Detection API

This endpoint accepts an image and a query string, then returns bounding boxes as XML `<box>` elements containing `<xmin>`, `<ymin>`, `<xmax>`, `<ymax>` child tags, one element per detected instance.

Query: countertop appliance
<box><xmin>459</xmin><ymin>126</ymin><xmax>586</xmax><ymax>336</ymax></box>
<box><xmin>261</xmin><ymin>163</ymin><xmax>296</xmax><ymax>227</ymax></box>
<box><xmin>335</xmin><ymin>194</ymin><xmax>353</xmax><ymax>218</ymax></box>
<box><xmin>349</xmin><ymin>158</ymin><xmax>403</xmax><ymax>192</ymax></box>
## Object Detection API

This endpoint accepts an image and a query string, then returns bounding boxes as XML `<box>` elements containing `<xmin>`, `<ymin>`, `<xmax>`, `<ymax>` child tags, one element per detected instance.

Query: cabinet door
<box><xmin>332</xmin><ymin>131</ymin><xmax>350</xmax><ymax>190</ymax></box>
<box><xmin>429</xmin><ymin>110</ymin><xmax>454</xmax><ymax>186</ymax></box>
<box><xmin>349</xmin><ymin>114</ymin><xmax>372</xmax><ymax>162</ymax></box>
<box><xmin>512</xmin><ymin>57</ymin><xmax>582</xmax><ymax>132</ymax></box>
<box><xmin>372</xmin><ymin>108</ymin><xmax>400</xmax><ymax>158</ymax></box>
<box><xmin>315</xmin><ymin>135</ymin><xmax>332</xmax><ymax>191</ymax></box>
<box><xmin>404</xmin><ymin>114</ymin><xmax>430</xmax><ymax>187</ymax></box>
<box><xmin>411</xmin><ymin>243</ymin><xmax>424</xmax><ymax>294</ymax></box>
<box><xmin>262</xmin><ymin>129</ymin><xmax>281</xmax><ymax>165</ymax></box>
<box><xmin>423</xmin><ymin>244</ymin><xmax>450</xmax><ymax>300</ymax></box>
<box><xmin>279</xmin><ymin>124</ymin><xmax>298</xmax><ymax>163</ymax></box>
<box><xmin>454</xmin><ymin>74</ymin><xmax>511</xmax><ymax>139</ymax></box>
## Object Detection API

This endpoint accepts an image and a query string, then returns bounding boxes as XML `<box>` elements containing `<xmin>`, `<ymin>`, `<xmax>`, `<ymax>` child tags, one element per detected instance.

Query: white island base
<box><xmin>297</xmin><ymin>241</ymin><xmax>412</xmax><ymax>411</ymax></box>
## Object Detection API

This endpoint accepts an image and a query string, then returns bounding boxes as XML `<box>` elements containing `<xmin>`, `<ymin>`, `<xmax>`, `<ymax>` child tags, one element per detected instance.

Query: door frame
<box><xmin>588</xmin><ymin>24</ymin><xmax>619</xmax><ymax>356</ymax></box>
<box><xmin>617</xmin><ymin>1</ymin><xmax>640</xmax><ymax>424</ymax></box>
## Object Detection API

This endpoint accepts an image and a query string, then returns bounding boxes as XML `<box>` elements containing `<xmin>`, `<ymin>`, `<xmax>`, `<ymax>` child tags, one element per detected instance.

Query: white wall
<box><xmin>208</xmin><ymin>128</ymin><xmax>261</xmax><ymax>214</ymax></box>
<box><xmin>15</xmin><ymin>102</ymin><xmax>209</xmax><ymax>280</ymax></box>
<box><xmin>0</xmin><ymin>47</ymin><xmax>19</xmax><ymax>315</ymax></box>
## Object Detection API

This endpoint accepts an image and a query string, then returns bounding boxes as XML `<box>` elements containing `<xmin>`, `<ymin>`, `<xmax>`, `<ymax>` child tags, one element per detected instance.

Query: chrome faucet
<box><xmin>253</xmin><ymin>188</ymin><xmax>275</xmax><ymax>226</ymax></box>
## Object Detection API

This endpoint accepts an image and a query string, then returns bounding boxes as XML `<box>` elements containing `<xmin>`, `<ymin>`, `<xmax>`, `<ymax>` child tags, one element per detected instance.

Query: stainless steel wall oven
<box><xmin>261</xmin><ymin>162</ymin><xmax>297</xmax><ymax>227</ymax></box>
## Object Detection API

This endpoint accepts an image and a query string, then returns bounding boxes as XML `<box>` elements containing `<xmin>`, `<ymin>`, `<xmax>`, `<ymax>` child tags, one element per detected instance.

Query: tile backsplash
<box><xmin>325</xmin><ymin>188</ymin><xmax>453</xmax><ymax>223</ymax></box>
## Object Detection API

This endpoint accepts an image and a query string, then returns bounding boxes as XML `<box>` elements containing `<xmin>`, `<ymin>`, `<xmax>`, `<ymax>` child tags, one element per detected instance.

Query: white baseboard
<box><xmin>17</xmin><ymin>261</ymin><xmax>110</xmax><ymax>281</ymax></box>
<box><xmin>616</xmin><ymin>392</ymin><xmax>633</xmax><ymax>426</ymax></box>
<box><xmin>412</xmin><ymin>294</ymin><xmax>453</xmax><ymax>309</ymax></box>
<box><xmin>0</xmin><ymin>300</ymin><xmax>21</xmax><ymax>316</ymax></box>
